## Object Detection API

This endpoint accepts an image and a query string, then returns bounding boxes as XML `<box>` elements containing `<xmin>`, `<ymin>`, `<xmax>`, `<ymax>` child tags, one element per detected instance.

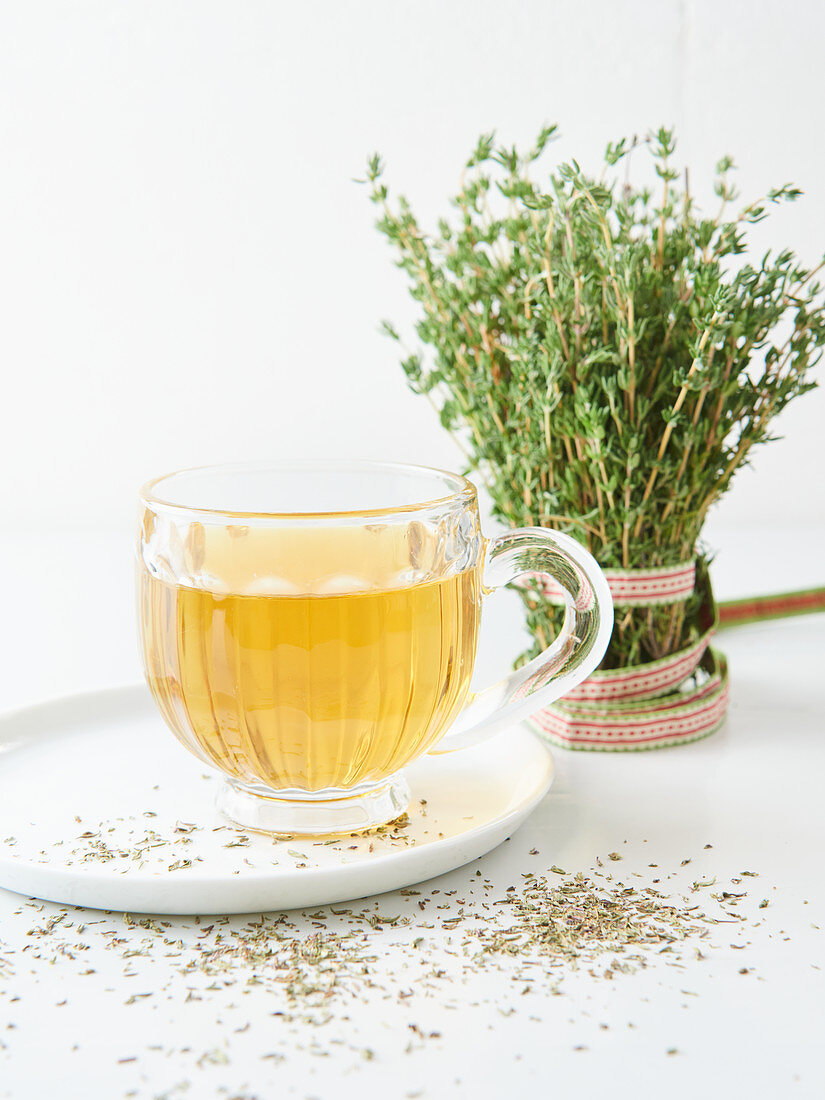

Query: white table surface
<box><xmin>0</xmin><ymin>525</ymin><xmax>823</xmax><ymax>1100</ymax></box>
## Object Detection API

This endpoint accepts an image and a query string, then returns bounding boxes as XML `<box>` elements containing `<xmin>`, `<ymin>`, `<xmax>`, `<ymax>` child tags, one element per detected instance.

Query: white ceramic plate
<box><xmin>0</xmin><ymin>685</ymin><xmax>554</xmax><ymax>915</ymax></box>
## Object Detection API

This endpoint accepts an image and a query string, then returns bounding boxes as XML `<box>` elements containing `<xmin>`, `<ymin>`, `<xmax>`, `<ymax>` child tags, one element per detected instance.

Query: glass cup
<box><xmin>137</xmin><ymin>461</ymin><xmax>613</xmax><ymax>834</ymax></box>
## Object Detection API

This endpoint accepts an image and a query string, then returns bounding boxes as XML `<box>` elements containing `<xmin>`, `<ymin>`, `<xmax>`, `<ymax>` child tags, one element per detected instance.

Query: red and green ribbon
<box><xmin>526</xmin><ymin>563</ymin><xmax>825</xmax><ymax>752</ymax></box>
<box><xmin>718</xmin><ymin>587</ymin><xmax>825</xmax><ymax>627</ymax></box>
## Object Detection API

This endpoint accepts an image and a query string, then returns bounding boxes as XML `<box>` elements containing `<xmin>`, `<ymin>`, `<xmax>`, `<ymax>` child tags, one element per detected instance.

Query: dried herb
<box><xmin>2</xmin><ymin>852</ymin><xmax>777</xmax><ymax>1082</ymax></box>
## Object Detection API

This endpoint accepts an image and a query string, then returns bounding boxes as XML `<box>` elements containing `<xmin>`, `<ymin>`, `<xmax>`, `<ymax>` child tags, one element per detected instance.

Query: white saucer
<box><xmin>0</xmin><ymin>685</ymin><xmax>554</xmax><ymax>915</ymax></box>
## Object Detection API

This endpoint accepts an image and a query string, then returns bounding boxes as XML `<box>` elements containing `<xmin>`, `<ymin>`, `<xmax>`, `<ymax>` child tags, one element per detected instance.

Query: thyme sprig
<box><xmin>366</xmin><ymin>126</ymin><xmax>825</xmax><ymax>667</ymax></box>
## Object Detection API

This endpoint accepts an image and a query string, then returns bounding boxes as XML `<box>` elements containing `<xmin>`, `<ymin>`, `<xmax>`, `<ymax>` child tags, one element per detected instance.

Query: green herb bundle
<box><xmin>367</xmin><ymin>127</ymin><xmax>825</xmax><ymax>670</ymax></box>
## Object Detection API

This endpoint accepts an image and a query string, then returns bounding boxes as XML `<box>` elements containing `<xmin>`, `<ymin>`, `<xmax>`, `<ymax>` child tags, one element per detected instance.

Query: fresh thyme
<box><xmin>366</xmin><ymin>126</ymin><xmax>825</xmax><ymax>668</ymax></box>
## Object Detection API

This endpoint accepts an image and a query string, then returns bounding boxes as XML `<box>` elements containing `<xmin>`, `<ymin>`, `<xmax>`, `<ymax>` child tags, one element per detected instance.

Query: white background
<box><xmin>1</xmin><ymin>0</ymin><xmax>824</xmax><ymax>538</ymax></box>
<box><xmin>1</xmin><ymin>9</ymin><xmax>824</xmax><ymax>1098</ymax></box>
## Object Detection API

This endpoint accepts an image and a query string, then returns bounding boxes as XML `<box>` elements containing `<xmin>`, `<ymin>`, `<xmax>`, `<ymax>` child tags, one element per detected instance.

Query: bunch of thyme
<box><xmin>366</xmin><ymin>127</ymin><xmax>825</xmax><ymax>668</ymax></box>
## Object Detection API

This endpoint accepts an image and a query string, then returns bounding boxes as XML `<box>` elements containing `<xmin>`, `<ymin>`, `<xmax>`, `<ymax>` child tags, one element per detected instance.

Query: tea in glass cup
<box><xmin>137</xmin><ymin>462</ymin><xmax>612</xmax><ymax>834</ymax></box>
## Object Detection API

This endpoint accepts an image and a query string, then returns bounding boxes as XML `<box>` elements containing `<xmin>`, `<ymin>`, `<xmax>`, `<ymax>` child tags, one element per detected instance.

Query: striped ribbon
<box><xmin>523</xmin><ymin>559</ymin><xmax>697</xmax><ymax>608</ymax></box>
<box><xmin>718</xmin><ymin>586</ymin><xmax>825</xmax><ymax>626</ymax></box>
<box><xmin>526</xmin><ymin>561</ymin><xmax>825</xmax><ymax>751</ymax></box>
<box><xmin>530</xmin><ymin>649</ymin><xmax>729</xmax><ymax>751</ymax></box>
<box><xmin>525</xmin><ymin>558</ymin><xmax>727</xmax><ymax>751</ymax></box>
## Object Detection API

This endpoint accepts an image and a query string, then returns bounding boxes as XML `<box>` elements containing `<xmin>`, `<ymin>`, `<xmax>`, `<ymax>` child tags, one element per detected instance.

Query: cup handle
<box><xmin>431</xmin><ymin>527</ymin><xmax>614</xmax><ymax>753</ymax></box>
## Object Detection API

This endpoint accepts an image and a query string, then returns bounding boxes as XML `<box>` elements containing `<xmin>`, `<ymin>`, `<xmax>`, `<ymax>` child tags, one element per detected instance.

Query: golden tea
<box><xmin>137</xmin><ymin>461</ymin><xmax>611</xmax><ymax>833</ymax></box>
<box><xmin>140</xmin><ymin>565</ymin><xmax>481</xmax><ymax>792</ymax></box>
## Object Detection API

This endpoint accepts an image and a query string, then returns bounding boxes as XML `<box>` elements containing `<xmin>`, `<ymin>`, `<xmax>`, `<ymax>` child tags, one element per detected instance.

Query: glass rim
<box><xmin>139</xmin><ymin>459</ymin><xmax>478</xmax><ymax>521</ymax></box>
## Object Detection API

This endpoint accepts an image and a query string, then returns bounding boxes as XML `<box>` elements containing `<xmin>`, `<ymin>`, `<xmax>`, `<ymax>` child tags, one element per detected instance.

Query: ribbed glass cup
<box><xmin>137</xmin><ymin>461</ymin><xmax>612</xmax><ymax>835</ymax></box>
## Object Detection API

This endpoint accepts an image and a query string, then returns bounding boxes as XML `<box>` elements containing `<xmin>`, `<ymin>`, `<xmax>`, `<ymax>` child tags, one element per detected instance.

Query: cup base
<box><xmin>215</xmin><ymin>774</ymin><xmax>411</xmax><ymax>837</ymax></box>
